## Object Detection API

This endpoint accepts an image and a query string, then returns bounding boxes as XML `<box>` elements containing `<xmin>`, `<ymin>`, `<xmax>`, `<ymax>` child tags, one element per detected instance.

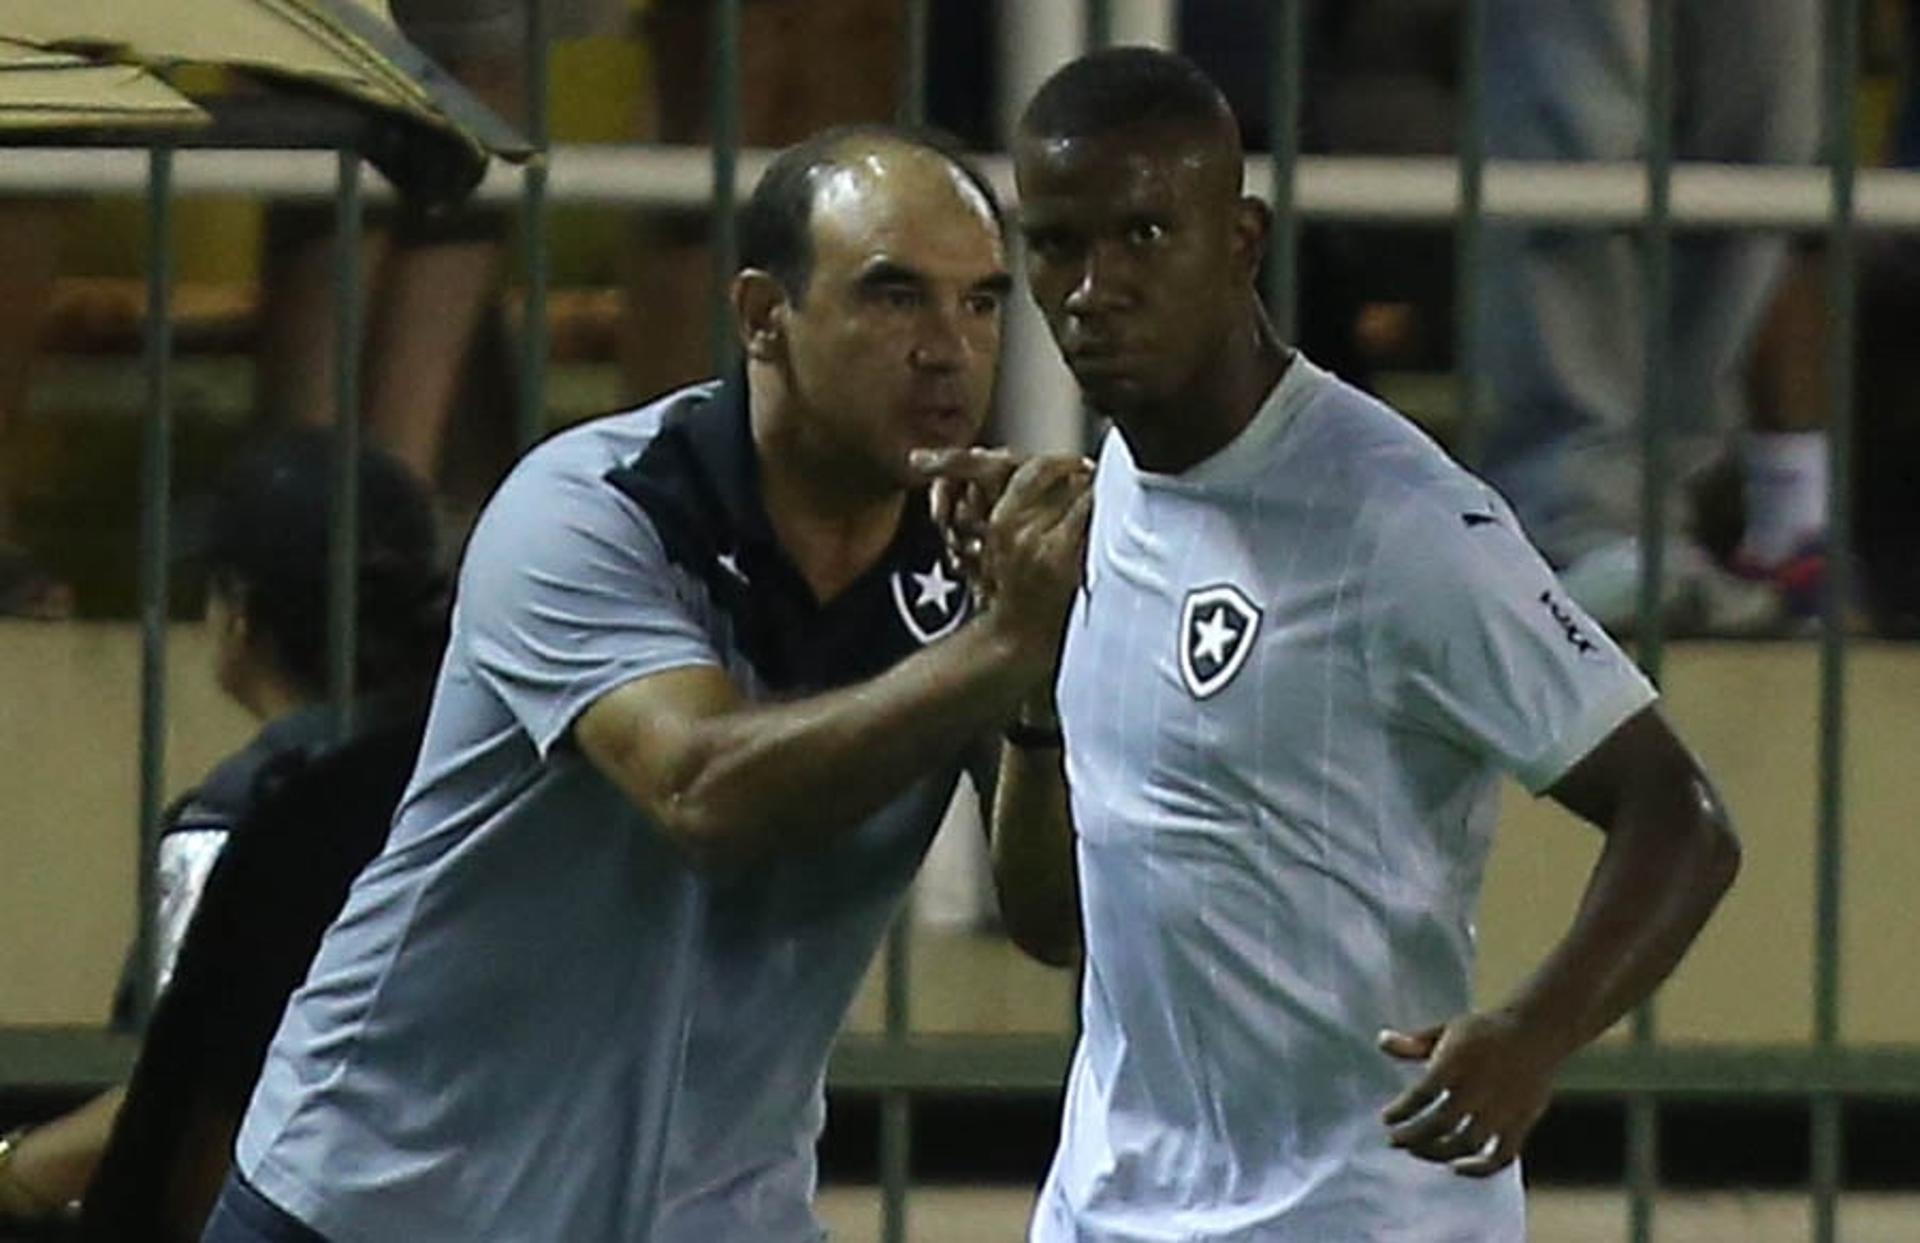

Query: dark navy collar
<box><xmin>604</xmin><ymin>374</ymin><xmax>972</xmax><ymax>692</ymax></box>
<box><xmin>673</xmin><ymin>369</ymin><xmax>781</xmax><ymax>556</ymax></box>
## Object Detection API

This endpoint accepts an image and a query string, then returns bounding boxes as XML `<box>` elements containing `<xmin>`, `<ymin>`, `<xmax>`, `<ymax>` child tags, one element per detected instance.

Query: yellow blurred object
<box><xmin>0</xmin><ymin>40</ymin><xmax>207</xmax><ymax>130</ymax></box>
<box><xmin>549</xmin><ymin>36</ymin><xmax>642</xmax><ymax>143</ymax></box>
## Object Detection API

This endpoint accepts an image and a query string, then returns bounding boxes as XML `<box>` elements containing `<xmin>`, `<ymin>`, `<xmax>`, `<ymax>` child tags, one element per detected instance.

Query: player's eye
<box><xmin>1125</xmin><ymin>219</ymin><xmax>1168</xmax><ymax>247</ymax></box>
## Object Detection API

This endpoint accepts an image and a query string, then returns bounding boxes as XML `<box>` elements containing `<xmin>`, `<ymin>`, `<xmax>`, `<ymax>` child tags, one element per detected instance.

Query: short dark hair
<box><xmin>1019</xmin><ymin>46</ymin><xmax>1238</xmax><ymax>144</ymax></box>
<box><xmin>202</xmin><ymin>430</ymin><xmax>447</xmax><ymax>697</ymax></box>
<box><xmin>738</xmin><ymin>123</ymin><xmax>1003</xmax><ymax>301</ymax></box>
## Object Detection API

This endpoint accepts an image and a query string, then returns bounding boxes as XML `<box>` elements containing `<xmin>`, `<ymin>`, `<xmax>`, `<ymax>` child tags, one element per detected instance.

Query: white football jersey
<box><xmin>1036</xmin><ymin>356</ymin><xmax>1656</xmax><ymax>1241</ymax></box>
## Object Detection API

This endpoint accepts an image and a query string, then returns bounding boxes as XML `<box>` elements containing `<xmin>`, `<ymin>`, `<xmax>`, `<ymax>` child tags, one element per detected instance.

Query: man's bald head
<box><xmin>740</xmin><ymin>124</ymin><xmax>1003</xmax><ymax>304</ymax></box>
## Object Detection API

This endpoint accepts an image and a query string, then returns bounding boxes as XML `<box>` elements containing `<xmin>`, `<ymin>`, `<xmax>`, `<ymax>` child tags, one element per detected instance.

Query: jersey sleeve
<box><xmin>457</xmin><ymin>455</ymin><xmax>722</xmax><ymax>758</ymax></box>
<box><xmin>153</xmin><ymin>823</ymin><xmax>231</xmax><ymax>997</ymax></box>
<box><xmin>1363</xmin><ymin>487</ymin><xmax>1657</xmax><ymax>794</ymax></box>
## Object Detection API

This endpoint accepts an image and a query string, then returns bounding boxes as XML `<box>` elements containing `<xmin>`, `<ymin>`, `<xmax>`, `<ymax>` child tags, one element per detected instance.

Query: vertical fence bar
<box><xmin>899</xmin><ymin>0</ymin><xmax>930</xmax><ymax>127</ymax></box>
<box><xmin>132</xmin><ymin>144</ymin><xmax>174</xmax><ymax>1027</ymax></box>
<box><xmin>327</xmin><ymin>150</ymin><xmax>363</xmax><ymax>739</ymax></box>
<box><xmin>879</xmin><ymin>955</ymin><xmax>912</xmax><ymax>1243</ymax></box>
<box><xmin>878</xmin><ymin>12</ymin><xmax>930</xmax><ymax>1239</ymax></box>
<box><xmin>1086</xmin><ymin>0</ymin><xmax>1112</xmax><ymax>51</ymax></box>
<box><xmin>1813</xmin><ymin>3</ymin><xmax>1859</xmax><ymax>1239</ymax></box>
<box><xmin>1627</xmin><ymin>3</ymin><xmax>1676</xmax><ymax>1240</ymax></box>
<box><xmin>518</xmin><ymin>0</ymin><xmax>551</xmax><ymax>452</ymax></box>
<box><xmin>1454</xmin><ymin>0</ymin><xmax>1487</xmax><ymax>445</ymax></box>
<box><xmin>708</xmin><ymin>0</ymin><xmax>742</xmax><ymax>371</ymax></box>
<box><xmin>1263</xmin><ymin>0</ymin><xmax>1303</xmax><ymax>338</ymax></box>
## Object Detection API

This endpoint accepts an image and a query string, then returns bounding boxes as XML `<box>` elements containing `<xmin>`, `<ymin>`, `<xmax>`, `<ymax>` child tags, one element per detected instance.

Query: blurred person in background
<box><xmin>0</xmin><ymin>431</ymin><xmax>445</xmax><ymax>1237</ymax></box>
<box><xmin>258</xmin><ymin>0</ymin><xmax>622</xmax><ymax>519</ymax></box>
<box><xmin>1854</xmin><ymin>0</ymin><xmax>1920</xmax><ymax>633</ymax></box>
<box><xmin>0</xmin><ymin>199</ymin><xmax>72</xmax><ymax>618</ymax></box>
<box><xmin>1474</xmin><ymin>0</ymin><xmax>1825</xmax><ymax>633</ymax></box>
<box><xmin>620</xmin><ymin>0</ymin><xmax>912</xmax><ymax>401</ymax></box>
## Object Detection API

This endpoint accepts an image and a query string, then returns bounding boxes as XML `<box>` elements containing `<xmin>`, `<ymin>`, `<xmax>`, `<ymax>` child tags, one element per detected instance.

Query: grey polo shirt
<box><xmin>236</xmin><ymin>377</ymin><xmax>983</xmax><ymax>1242</ymax></box>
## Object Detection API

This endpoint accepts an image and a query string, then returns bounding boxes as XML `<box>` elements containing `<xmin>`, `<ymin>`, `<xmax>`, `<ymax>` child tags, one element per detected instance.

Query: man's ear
<box><xmin>1232</xmin><ymin>195</ymin><xmax>1272</xmax><ymax>285</ymax></box>
<box><xmin>733</xmin><ymin>269</ymin><xmax>791</xmax><ymax>362</ymax></box>
<box><xmin>228</xmin><ymin>594</ymin><xmax>259</xmax><ymax>659</ymax></box>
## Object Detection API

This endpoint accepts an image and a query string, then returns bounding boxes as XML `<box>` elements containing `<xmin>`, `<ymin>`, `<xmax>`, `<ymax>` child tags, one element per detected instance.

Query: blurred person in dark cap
<box><xmin>0</xmin><ymin>431</ymin><xmax>446</xmax><ymax>1239</ymax></box>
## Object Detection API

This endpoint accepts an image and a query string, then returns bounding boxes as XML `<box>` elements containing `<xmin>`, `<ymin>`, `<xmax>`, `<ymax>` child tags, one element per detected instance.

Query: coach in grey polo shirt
<box><xmin>216</xmin><ymin>125</ymin><xmax>1088</xmax><ymax>1243</ymax></box>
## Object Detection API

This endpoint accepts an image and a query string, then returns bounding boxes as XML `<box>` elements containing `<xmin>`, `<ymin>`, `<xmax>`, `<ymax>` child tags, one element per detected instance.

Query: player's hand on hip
<box><xmin>1377</xmin><ymin>1009</ymin><xmax>1564</xmax><ymax>1177</ymax></box>
<box><xmin>972</xmin><ymin>455</ymin><xmax>1092</xmax><ymax>672</ymax></box>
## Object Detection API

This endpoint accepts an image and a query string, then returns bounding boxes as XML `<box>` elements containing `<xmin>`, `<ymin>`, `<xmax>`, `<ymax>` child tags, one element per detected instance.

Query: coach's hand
<box><xmin>911</xmin><ymin>448</ymin><xmax>1093</xmax><ymax>602</ymax></box>
<box><xmin>1377</xmin><ymin>1008</ymin><xmax>1567</xmax><ymax>1177</ymax></box>
<box><xmin>971</xmin><ymin>455</ymin><xmax>1091</xmax><ymax>670</ymax></box>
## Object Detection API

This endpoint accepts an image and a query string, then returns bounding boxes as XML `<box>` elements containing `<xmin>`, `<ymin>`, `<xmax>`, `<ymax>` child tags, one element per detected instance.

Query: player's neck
<box><xmin>1118</xmin><ymin>313</ymin><xmax>1290</xmax><ymax>475</ymax></box>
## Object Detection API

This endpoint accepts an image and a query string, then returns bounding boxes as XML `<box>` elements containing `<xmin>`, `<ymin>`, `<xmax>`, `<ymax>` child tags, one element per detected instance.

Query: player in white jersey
<box><xmin>920</xmin><ymin>48</ymin><xmax>1742</xmax><ymax>1241</ymax></box>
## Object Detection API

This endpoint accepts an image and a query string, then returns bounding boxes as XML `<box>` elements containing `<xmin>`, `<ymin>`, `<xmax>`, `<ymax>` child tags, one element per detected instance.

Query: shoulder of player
<box><xmin>1353</xmin><ymin>464</ymin><xmax>1516</xmax><ymax>597</ymax></box>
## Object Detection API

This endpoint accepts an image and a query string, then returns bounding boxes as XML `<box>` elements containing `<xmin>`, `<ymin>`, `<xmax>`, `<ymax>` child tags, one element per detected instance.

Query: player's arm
<box><xmin>1366</xmin><ymin>488</ymin><xmax>1738</xmax><ymax>1176</ymax></box>
<box><xmin>912</xmin><ymin>446</ymin><xmax>1084</xmax><ymax>967</ymax></box>
<box><xmin>1381</xmin><ymin>707</ymin><xmax>1737</xmax><ymax>1174</ymax></box>
<box><xmin>985</xmin><ymin>691</ymin><xmax>1081</xmax><ymax>968</ymax></box>
<box><xmin>1519</xmin><ymin>709</ymin><xmax>1736</xmax><ymax>1055</ymax></box>
<box><xmin>576</xmin><ymin>459</ymin><xmax>1092</xmax><ymax>870</ymax></box>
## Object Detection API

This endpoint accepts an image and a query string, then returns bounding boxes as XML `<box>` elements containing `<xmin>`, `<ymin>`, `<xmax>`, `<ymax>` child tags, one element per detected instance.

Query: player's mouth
<box><xmin>1065</xmin><ymin>339</ymin><xmax>1144</xmax><ymax>375</ymax></box>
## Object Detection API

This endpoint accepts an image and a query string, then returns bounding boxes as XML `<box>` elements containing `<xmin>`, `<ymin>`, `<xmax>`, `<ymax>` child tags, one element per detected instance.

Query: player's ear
<box><xmin>1231</xmin><ymin>196</ymin><xmax>1271</xmax><ymax>286</ymax></box>
<box><xmin>733</xmin><ymin>269</ymin><xmax>791</xmax><ymax>362</ymax></box>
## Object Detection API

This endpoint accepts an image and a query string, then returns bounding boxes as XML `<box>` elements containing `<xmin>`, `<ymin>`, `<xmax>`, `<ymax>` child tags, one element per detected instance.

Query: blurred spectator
<box><xmin>0</xmin><ymin>199</ymin><xmax>72</xmax><ymax>618</ymax></box>
<box><xmin>1855</xmin><ymin>0</ymin><xmax>1920</xmax><ymax>633</ymax></box>
<box><xmin>0</xmin><ymin>431</ymin><xmax>444</xmax><ymax>1236</ymax></box>
<box><xmin>619</xmin><ymin>0</ymin><xmax>911</xmax><ymax>400</ymax></box>
<box><xmin>258</xmin><ymin>0</ymin><xmax>621</xmax><ymax>515</ymax></box>
<box><xmin>1474</xmin><ymin>0</ymin><xmax>1823</xmax><ymax>632</ymax></box>
<box><xmin>1182</xmin><ymin>0</ymin><xmax>1461</xmax><ymax>393</ymax></box>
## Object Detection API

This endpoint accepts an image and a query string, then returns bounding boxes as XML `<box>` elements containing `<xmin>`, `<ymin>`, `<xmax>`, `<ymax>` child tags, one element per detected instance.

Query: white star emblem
<box><xmin>1177</xmin><ymin>583</ymin><xmax>1261</xmax><ymax>699</ymax></box>
<box><xmin>911</xmin><ymin>561</ymin><xmax>961</xmax><ymax>614</ymax></box>
<box><xmin>1191</xmin><ymin>606</ymin><xmax>1237</xmax><ymax>666</ymax></box>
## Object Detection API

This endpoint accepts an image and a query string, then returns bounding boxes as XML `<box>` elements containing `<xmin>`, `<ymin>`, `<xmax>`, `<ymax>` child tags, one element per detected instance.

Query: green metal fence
<box><xmin>1</xmin><ymin>3</ymin><xmax>1911</xmax><ymax>1242</ymax></box>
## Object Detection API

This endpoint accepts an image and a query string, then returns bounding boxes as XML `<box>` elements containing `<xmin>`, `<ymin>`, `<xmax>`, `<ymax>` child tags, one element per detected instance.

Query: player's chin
<box><xmin>1073</xmin><ymin>369</ymin><xmax>1152</xmax><ymax>416</ymax></box>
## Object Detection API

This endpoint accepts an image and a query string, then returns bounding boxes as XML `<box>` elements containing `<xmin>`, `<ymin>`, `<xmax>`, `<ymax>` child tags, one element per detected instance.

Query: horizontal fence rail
<box><xmin>7</xmin><ymin>147</ymin><xmax>1920</xmax><ymax>230</ymax></box>
<box><xmin>10</xmin><ymin>1028</ymin><xmax>1920</xmax><ymax>1100</ymax></box>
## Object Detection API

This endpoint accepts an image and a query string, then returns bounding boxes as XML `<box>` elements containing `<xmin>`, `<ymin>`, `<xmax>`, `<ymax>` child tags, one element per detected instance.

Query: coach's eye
<box><xmin>963</xmin><ymin>290</ymin><xmax>1004</xmax><ymax>317</ymax></box>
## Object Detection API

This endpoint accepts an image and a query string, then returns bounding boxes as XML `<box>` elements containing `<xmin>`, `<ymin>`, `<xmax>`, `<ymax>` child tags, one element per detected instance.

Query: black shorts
<box><xmin>199</xmin><ymin>1171</ymin><xmax>331</xmax><ymax>1243</ymax></box>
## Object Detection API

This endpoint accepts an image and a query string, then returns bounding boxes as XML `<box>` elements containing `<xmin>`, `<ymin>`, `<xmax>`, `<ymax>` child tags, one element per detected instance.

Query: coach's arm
<box><xmin>910</xmin><ymin>446</ymin><xmax>1085</xmax><ymax>969</ymax></box>
<box><xmin>576</xmin><ymin>460</ymin><xmax>1092</xmax><ymax>871</ymax></box>
<box><xmin>1380</xmin><ymin>706</ymin><xmax>1739</xmax><ymax>1175</ymax></box>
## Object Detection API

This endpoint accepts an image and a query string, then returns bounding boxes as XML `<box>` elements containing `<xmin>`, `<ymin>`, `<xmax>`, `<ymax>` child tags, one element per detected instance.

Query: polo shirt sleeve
<box><xmin>1363</xmin><ymin>486</ymin><xmax>1657</xmax><ymax>794</ymax></box>
<box><xmin>458</xmin><ymin>455</ymin><xmax>722</xmax><ymax>758</ymax></box>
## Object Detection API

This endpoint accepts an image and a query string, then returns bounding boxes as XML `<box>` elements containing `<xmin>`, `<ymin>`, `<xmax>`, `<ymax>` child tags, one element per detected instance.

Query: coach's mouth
<box><xmin>907</xmin><ymin>403</ymin><xmax>972</xmax><ymax>445</ymax></box>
